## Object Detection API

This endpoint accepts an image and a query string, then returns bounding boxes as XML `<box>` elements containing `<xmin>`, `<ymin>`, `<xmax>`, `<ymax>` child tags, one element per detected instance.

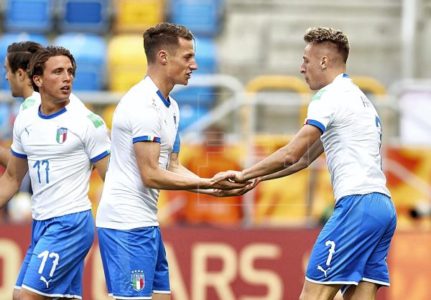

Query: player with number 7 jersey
<box><xmin>0</xmin><ymin>46</ymin><xmax>111</xmax><ymax>300</ymax></box>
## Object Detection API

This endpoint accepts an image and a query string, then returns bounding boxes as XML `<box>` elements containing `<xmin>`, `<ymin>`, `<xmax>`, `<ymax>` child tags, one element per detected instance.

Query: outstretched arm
<box><xmin>261</xmin><ymin>139</ymin><xmax>324</xmax><ymax>181</ymax></box>
<box><xmin>0</xmin><ymin>155</ymin><xmax>28</xmax><ymax>208</ymax></box>
<box><xmin>239</xmin><ymin>125</ymin><xmax>322</xmax><ymax>181</ymax></box>
<box><xmin>168</xmin><ymin>152</ymin><xmax>258</xmax><ymax>196</ymax></box>
<box><xmin>134</xmin><ymin>142</ymin><xmax>247</xmax><ymax>190</ymax></box>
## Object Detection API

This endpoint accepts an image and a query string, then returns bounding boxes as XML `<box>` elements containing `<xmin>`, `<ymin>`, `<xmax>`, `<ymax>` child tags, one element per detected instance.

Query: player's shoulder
<box><xmin>66</xmin><ymin>100</ymin><xmax>106</xmax><ymax>130</ymax></box>
<box><xmin>14</xmin><ymin>102</ymin><xmax>38</xmax><ymax>131</ymax></box>
<box><xmin>120</xmin><ymin>81</ymin><xmax>157</xmax><ymax>111</ymax></box>
<box><xmin>19</xmin><ymin>92</ymin><xmax>41</xmax><ymax>112</ymax></box>
<box><xmin>69</xmin><ymin>93</ymin><xmax>87</xmax><ymax>108</ymax></box>
<box><xmin>85</xmin><ymin>111</ymin><xmax>107</xmax><ymax>130</ymax></box>
<box><xmin>312</xmin><ymin>77</ymin><xmax>351</xmax><ymax>103</ymax></box>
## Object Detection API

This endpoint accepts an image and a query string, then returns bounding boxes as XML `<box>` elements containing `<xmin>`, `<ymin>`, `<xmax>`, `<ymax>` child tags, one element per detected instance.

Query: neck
<box><xmin>40</xmin><ymin>96</ymin><xmax>70</xmax><ymax>115</ymax></box>
<box><xmin>326</xmin><ymin>67</ymin><xmax>346</xmax><ymax>85</ymax></box>
<box><xmin>22</xmin><ymin>86</ymin><xmax>34</xmax><ymax>99</ymax></box>
<box><xmin>147</xmin><ymin>66</ymin><xmax>174</xmax><ymax>99</ymax></box>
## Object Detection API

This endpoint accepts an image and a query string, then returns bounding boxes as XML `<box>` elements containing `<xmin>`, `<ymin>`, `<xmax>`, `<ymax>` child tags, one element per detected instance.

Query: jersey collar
<box><xmin>38</xmin><ymin>105</ymin><xmax>67</xmax><ymax>119</ymax></box>
<box><xmin>145</xmin><ymin>76</ymin><xmax>171</xmax><ymax>108</ymax></box>
<box><xmin>156</xmin><ymin>90</ymin><xmax>171</xmax><ymax>108</ymax></box>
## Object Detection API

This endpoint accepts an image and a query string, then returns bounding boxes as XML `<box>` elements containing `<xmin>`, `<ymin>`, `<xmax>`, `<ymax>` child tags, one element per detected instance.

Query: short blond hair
<box><xmin>304</xmin><ymin>27</ymin><xmax>350</xmax><ymax>63</ymax></box>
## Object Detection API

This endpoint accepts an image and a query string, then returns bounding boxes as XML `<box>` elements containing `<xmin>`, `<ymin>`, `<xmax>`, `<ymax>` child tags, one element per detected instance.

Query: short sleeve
<box><xmin>304</xmin><ymin>90</ymin><xmax>335</xmax><ymax>134</ymax></box>
<box><xmin>83</xmin><ymin>113</ymin><xmax>111</xmax><ymax>163</ymax></box>
<box><xmin>130</xmin><ymin>103</ymin><xmax>162</xmax><ymax>144</ymax></box>
<box><xmin>10</xmin><ymin>115</ymin><xmax>27</xmax><ymax>159</ymax></box>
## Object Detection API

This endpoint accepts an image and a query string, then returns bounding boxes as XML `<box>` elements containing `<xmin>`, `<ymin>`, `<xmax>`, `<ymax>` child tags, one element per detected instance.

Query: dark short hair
<box><xmin>6</xmin><ymin>41</ymin><xmax>43</xmax><ymax>73</ymax></box>
<box><xmin>304</xmin><ymin>27</ymin><xmax>350</xmax><ymax>63</ymax></box>
<box><xmin>143</xmin><ymin>22</ymin><xmax>194</xmax><ymax>63</ymax></box>
<box><xmin>28</xmin><ymin>46</ymin><xmax>76</xmax><ymax>92</ymax></box>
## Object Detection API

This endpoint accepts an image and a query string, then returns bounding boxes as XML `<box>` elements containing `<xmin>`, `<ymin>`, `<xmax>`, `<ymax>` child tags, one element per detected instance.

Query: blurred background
<box><xmin>0</xmin><ymin>0</ymin><xmax>430</xmax><ymax>299</ymax></box>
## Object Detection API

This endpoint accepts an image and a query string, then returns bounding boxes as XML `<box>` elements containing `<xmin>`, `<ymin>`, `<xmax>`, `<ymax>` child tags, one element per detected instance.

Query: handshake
<box><xmin>203</xmin><ymin>170</ymin><xmax>260</xmax><ymax>197</ymax></box>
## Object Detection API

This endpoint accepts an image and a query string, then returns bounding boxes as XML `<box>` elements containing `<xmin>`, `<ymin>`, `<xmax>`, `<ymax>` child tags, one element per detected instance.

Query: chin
<box><xmin>54</xmin><ymin>97</ymin><xmax>70</xmax><ymax>104</ymax></box>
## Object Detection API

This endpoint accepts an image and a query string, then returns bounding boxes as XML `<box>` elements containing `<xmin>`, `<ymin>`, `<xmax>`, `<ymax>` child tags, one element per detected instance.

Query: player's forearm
<box><xmin>141</xmin><ymin>167</ymin><xmax>211</xmax><ymax>190</ymax></box>
<box><xmin>168</xmin><ymin>162</ymin><xmax>199</xmax><ymax>178</ymax></box>
<box><xmin>261</xmin><ymin>140</ymin><xmax>323</xmax><ymax>181</ymax></box>
<box><xmin>261</xmin><ymin>159</ymin><xmax>308</xmax><ymax>181</ymax></box>
<box><xmin>168</xmin><ymin>163</ymin><xmax>205</xmax><ymax>193</ymax></box>
<box><xmin>242</xmin><ymin>147</ymin><xmax>298</xmax><ymax>181</ymax></box>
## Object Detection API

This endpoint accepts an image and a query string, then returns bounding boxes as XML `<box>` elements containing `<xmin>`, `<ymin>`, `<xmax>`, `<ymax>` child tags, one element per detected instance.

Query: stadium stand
<box><xmin>58</xmin><ymin>0</ymin><xmax>111</xmax><ymax>34</ymax></box>
<box><xmin>106</xmin><ymin>34</ymin><xmax>147</xmax><ymax>92</ymax></box>
<box><xmin>54</xmin><ymin>33</ymin><xmax>107</xmax><ymax>90</ymax></box>
<box><xmin>112</xmin><ymin>0</ymin><xmax>165</xmax><ymax>33</ymax></box>
<box><xmin>4</xmin><ymin>0</ymin><xmax>54</xmax><ymax>33</ymax></box>
<box><xmin>169</xmin><ymin>0</ymin><xmax>224</xmax><ymax>37</ymax></box>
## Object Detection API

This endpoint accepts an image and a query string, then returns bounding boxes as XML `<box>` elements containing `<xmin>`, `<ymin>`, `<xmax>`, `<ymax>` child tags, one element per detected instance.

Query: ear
<box><xmin>17</xmin><ymin>68</ymin><xmax>27</xmax><ymax>81</ymax></box>
<box><xmin>320</xmin><ymin>56</ymin><xmax>328</xmax><ymax>70</ymax></box>
<box><xmin>158</xmin><ymin>50</ymin><xmax>168</xmax><ymax>65</ymax></box>
<box><xmin>33</xmin><ymin>75</ymin><xmax>42</xmax><ymax>88</ymax></box>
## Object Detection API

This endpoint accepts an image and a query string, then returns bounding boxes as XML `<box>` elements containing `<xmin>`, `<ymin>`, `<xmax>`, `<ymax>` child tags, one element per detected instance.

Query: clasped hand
<box><xmin>208</xmin><ymin>170</ymin><xmax>260</xmax><ymax>197</ymax></box>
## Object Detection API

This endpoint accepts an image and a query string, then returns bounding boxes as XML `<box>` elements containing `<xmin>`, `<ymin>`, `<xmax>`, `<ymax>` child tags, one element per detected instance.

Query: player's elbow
<box><xmin>141</xmin><ymin>175</ymin><xmax>158</xmax><ymax>188</ymax></box>
<box><xmin>140</xmin><ymin>168</ymin><xmax>160</xmax><ymax>188</ymax></box>
<box><xmin>283</xmin><ymin>153</ymin><xmax>301</xmax><ymax>168</ymax></box>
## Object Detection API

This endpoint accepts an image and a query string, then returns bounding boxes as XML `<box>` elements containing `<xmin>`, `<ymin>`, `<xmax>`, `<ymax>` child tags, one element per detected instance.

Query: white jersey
<box><xmin>96</xmin><ymin>76</ymin><xmax>180</xmax><ymax>230</ymax></box>
<box><xmin>11</xmin><ymin>100</ymin><xmax>111</xmax><ymax>220</ymax></box>
<box><xmin>19</xmin><ymin>91</ymin><xmax>86</xmax><ymax>112</ymax></box>
<box><xmin>305</xmin><ymin>73</ymin><xmax>390</xmax><ymax>201</ymax></box>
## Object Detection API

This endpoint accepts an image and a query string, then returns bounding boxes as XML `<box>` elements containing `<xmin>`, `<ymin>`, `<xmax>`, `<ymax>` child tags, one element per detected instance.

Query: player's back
<box><xmin>316</xmin><ymin>75</ymin><xmax>390</xmax><ymax>200</ymax></box>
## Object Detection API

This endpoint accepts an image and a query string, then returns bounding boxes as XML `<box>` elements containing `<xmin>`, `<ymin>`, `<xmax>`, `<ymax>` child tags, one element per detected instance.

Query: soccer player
<box><xmin>0</xmin><ymin>46</ymin><xmax>111</xmax><ymax>300</ymax></box>
<box><xmin>232</xmin><ymin>27</ymin><xmax>397</xmax><ymax>299</ymax></box>
<box><xmin>96</xmin><ymin>23</ymin><xmax>251</xmax><ymax>300</ymax></box>
<box><xmin>0</xmin><ymin>41</ymin><xmax>87</xmax><ymax>168</ymax></box>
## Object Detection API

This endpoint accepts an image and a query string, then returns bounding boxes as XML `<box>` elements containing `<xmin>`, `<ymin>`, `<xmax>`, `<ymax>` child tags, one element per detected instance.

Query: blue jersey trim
<box><xmin>133</xmin><ymin>136</ymin><xmax>161</xmax><ymax>144</ymax></box>
<box><xmin>38</xmin><ymin>106</ymin><xmax>67</xmax><ymax>119</ymax></box>
<box><xmin>11</xmin><ymin>149</ymin><xmax>27</xmax><ymax>159</ymax></box>
<box><xmin>173</xmin><ymin>132</ymin><xmax>181</xmax><ymax>153</ymax></box>
<box><xmin>90</xmin><ymin>150</ymin><xmax>110</xmax><ymax>163</ymax></box>
<box><xmin>156</xmin><ymin>90</ymin><xmax>171</xmax><ymax>108</ymax></box>
<box><xmin>305</xmin><ymin>119</ymin><xmax>325</xmax><ymax>134</ymax></box>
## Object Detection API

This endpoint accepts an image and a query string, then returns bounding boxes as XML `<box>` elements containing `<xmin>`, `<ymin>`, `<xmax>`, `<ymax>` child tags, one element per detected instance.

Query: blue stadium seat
<box><xmin>4</xmin><ymin>0</ymin><xmax>54</xmax><ymax>33</ymax></box>
<box><xmin>0</xmin><ymin>33</ymin><xmax>49</xmax><ymax>90</ymax></box>
<box><xmin>178</xmin><ymin>104</ymin><xmax>209</xmax><ymax>131</ymax></box>
<box><xmin>54</xmin><ymin>33</ymin><xmax>107</xmax><ymax>90</ymax></box>
<box><xmin>170</xmin><ymin>0</ymin><xmax>223</xmax><ymax>37</ymax></box>
<box><xmin>171</xmin><ymin>38</ymin><xmax>217</xmax><ymax>106</ymax></box>
<box><xmin>59</xmin><ymin>0</ymin><xmax>111</xmax><ymax>33</ymax></box>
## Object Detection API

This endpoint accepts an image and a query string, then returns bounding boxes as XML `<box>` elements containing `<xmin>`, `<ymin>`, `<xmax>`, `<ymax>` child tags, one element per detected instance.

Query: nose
<box><xmin>300</xmin><ymin>64</ymin><xmax>305</xmax><ymax>74</ymax></box>
<box><xmin>190</xmin><ymin>59</ymin><xmax>198</xmax><ymax>71</ymax></box>
<box><xmin>63</xmin><ymin>71</ymin><xmax>73</xmax><ymax>82</ymax></box>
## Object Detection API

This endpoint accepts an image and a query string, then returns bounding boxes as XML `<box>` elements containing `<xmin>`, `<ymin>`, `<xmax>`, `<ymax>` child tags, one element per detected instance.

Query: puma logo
<box><xmin>317</xmin><ymin>265</ymin><xmax>331</xmax><ymax>278</ymax></box>
<box><xmin>40</xmin><ymin>276</ymin><xmax>52</xmax><ymax>288</ymax></box>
